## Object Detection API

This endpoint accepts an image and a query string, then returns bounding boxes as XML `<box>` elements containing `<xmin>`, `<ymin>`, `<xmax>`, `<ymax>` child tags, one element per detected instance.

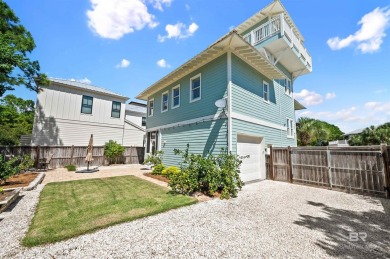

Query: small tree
<box><xmin>104</xmin><ymin>140</ymin><xmax>125</xmax><ymax>164</ymax></box>
<box><xmin>0</xmin><ymin>155</ymin><xmax>19</xmax><ymax>184</ymax></box>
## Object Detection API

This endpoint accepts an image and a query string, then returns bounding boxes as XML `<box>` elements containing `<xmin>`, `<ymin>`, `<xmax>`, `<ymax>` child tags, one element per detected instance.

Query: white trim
<box><xmin>161</xmin><ymin>91</ymin><xmax>169</xmax><ymax>113</ymax></box>
<box><xmin>263</xmin><ymin>81</ymin><xmax>269</xmax><ymax>102</ymax></box>
<box><xmin>171</xmin><ymin>84</ymin><xmax>180</xmax><ymax>109</ymax></box>
<box><xmin>146</xmin><ymin>113</ymin><xmax>223</xmax><ymax>132</ymax></box>
<box><xmin>286</xmin><ymin>117</ymin><xmax>294</xmax><ymax>138</ymax></box>
<box><xmin>124</xmin><ymin>119</ymin><xmax>146</xmax><ymax>132</ymax></box>
<box><xmin>227</xmin><ymin>52</ymin><xmax>232</xmax><ymax>152</ymax></box>
<box><xmin>231</xmin><ymin>111</ymin><xmax>286</xmax><ymax>131</ymax></box>
<box><xmin>148</xmin><ymin>98</ymin><xmax>154</xmax><ymax>117</ymax></box>
<box><xmin>190</xmin><ymin>73</ymin><xmax>201</xmax><ymax>103</ymax></box>
<box><xmin>158</xmin><ymin>130</ymin><xmax>162</xmax><ymax>151</ymax></box>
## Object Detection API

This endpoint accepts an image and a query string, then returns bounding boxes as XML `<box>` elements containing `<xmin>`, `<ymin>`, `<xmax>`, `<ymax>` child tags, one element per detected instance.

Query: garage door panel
<box><xmin>237</xmin><ymin>134</ymin><xmax>265</xmax><ymax>182</ymax></box>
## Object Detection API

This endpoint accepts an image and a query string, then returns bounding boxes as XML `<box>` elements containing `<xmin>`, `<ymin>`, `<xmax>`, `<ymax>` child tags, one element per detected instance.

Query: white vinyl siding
<box><xmin>172</xmin><ymin>85</ymin><xmax>180</xmax><ymax>108</ymax></box>
<box><xmin>161</xmin><ymin>91</ymin><xmax>168</xmax><ymax>112</ymax></box>
<box><xmin>148</xmin><ymin>99</ymin><xmax>154</xmax><ymax>117</ymax></box>
<box><xmin>190</xmin><ymin>74</ymin><xmax>201</xmax><ymax>102</ymax></box>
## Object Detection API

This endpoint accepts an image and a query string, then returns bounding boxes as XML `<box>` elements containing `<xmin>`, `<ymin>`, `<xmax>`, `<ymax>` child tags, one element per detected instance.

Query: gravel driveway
<box><xmin>1</xmin><ymin>180</ymin><xmax>389</xmax><ymax>258</ymax></box>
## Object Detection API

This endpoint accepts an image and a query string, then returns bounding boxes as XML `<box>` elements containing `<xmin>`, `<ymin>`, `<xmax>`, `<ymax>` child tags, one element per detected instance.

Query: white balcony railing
<box><xmin>244</xmin><ymin>14</ymin><xmax>312</xmax><ymax>70</ymax></box>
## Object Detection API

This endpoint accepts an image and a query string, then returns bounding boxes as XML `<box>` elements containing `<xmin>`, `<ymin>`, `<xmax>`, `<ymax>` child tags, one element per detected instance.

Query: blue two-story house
<box><xmin>136</xmin><ymin>0</ymin><xmax>310</xmax><ymax>182</ymax></box>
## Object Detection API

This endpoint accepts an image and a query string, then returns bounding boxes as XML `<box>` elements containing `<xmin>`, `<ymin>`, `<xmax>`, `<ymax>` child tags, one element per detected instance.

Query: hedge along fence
<box><xmin>266</xmin><ymin>145</ymin><xmax>390</xmax><ymax>198</ymax></box>
<box><xmin>0</xmin><ymin>145</ymin><xmax>145</xmax><ymax>169</ymax></box>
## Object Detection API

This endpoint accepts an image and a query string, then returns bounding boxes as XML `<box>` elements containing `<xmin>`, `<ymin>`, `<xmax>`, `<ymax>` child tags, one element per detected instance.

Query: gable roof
<box><xmin>136</xmin><ymin>31</ymin><xmax>286</xmax><ymax>100</ymax></box>
<box><xmin>48</xmin><ymin>78</ymin><xmax>129</xmax><ymax>100</ymax></box>
<box><xmin>235</xmin><ymin>0</ymin><xmax>304</xmax><ymax>42</ymax></box>
<box><xmin>126</xmin><ymin>103</ymin><xmax>147</xmax><ymax>114</ymax></box>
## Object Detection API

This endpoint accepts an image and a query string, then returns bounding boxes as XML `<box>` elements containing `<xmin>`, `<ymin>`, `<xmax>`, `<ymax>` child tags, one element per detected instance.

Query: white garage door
<box><xmin>237</xmin><ymin>134</ymin><xmax>266</xmax><ymax>182</ymax></box>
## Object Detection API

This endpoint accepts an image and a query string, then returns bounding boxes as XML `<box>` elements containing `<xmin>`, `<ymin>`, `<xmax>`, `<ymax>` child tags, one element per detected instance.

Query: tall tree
<box><xmin>296</xmin><ymin>117</ymin><xmax>344</xmax><ymax>146</ymax></box>
<box><xmin>0</xmin><ymin>0</ymin><xmax>48</xmax><ymax>97</ymax></box>
<box><xmin>0</xmin><ymin>94</ymin><xmax>35</xmax><ymax>145</ymax></box>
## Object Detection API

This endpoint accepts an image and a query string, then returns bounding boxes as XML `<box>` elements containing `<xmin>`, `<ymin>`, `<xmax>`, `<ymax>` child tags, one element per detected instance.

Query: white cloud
<box><xmin>158</xmin><ymin>22</ymin><xmax>199</xmax><ymax>42</ymax></box>
<box><xmin>116</xmin><ymin>59</ymin><xmax>130</xmax><ymax>68</ymax></box>
<box><xmin>70</xmin><ymin>78</ymin><xmax>92</xmax><ymax>84</ymax></box>
<box><xmin>325</xmin><ymin>92</ymin><xmax>336</xmax><ymax>100</ymax></box>
<box><xmin>156</xmin><ymin>59</ymin><xmax>171</xmax><ymax>68</ymax></box>
<box><xmin>374</xmin><ymin>88</ymin><xmax>388</xmax><ymax>94</ymax></box>
<box><xmin>293</xmin><ymin>89</ymin><xmax>323</xmax><ymax>106</ymax></box>
<box><xmin>364</xmin><ymin>101</ymin><xmax>390</xmax><ymax>114</ymax></box>
<box><xmin>185</xmin><ymin>4</ymin><xmax>190</xmax><ymax>10</ymax></box>
<box><xmin>149</xmin><ymin>0</ymin><xmax>173</xmax><ymax>11</ymax></box>
<box><xmin>327</xmin><ymin>7</ymin><xmax>390</xmax><ymax>53</ymax></box>
<box><xmin>87</xmin><ymin>0</ymin><xmax>159</xmax><ymax>40</ymax></box>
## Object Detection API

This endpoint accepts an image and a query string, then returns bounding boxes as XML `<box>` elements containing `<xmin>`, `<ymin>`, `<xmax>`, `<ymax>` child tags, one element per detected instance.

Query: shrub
<box><xmin>104</xmin><ymin>140</ymin><xmax>125</xmax><ymax>164</ymax></box>
<box><xmin>18</xmin><ymin>155</ymin><xmax>34</xmax><ymax>172</ymax></box>
<box><xmin>161</xmin><ymin>166</ymin><xmax>180</xmax><ymax>178</ymax></box>
<box><xmin>144</xmin><ymin>150</ymin><xmax>164</xmax><ymax>165</ymax></box>
<box><xmin>169</xmin><ymin>145</ymin><xmax>246</xmax><ymax>199</ymax></box>
<box><xmin>65</xmin><ymin>164</ymin><xmax>76</xmax><ymax>171</ymax></box>
<box><xmin>0</xmin><ymin>155</ymin><xmax>19</xmax><ymax>184</ymax></box>
<box><xmin>152</xmin><ymin>164</ymin><xmax>165</xmax><ymax>175</ymax></box>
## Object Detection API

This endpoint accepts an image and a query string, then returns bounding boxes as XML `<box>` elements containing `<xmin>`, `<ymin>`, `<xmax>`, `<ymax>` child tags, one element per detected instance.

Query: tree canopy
<box><xmin>0</xmin><ymin>94</ymin><xmax>35</xmax><ymax>145</ymax></box>
<box><xmin>296</xmin><ymin>117</ymin><xmax>344</xmax><ymax>146</ymax></box>
<box><xmin>0</xmin><ymin>0</ymin><xmax>48</xmax><ymax>97</ymax></box>
<box><xmin>348</xmin><ymin>123</ymin><xmax>390</xmax><ymax>146</ymax></box>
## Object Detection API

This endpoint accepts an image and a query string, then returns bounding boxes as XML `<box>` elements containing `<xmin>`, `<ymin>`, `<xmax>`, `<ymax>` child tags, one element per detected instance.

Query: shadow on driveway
<box><xmin>294</xmin><ymin>199</ymin><xmax>390</xmax><ymax>258</ymax></box>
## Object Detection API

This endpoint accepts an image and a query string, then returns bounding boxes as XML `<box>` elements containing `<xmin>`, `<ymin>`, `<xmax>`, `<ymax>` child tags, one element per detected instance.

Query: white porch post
<box><xmin>227</xmin><ymin>51</ymin><xmax>233</xmax><ymax>152</ymax></box>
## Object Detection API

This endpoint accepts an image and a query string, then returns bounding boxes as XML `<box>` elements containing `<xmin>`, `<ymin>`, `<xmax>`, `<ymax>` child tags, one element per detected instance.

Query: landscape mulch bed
<box><xmin>143</xmin><ymin>173</ymin><xmax>170</xmax><ymax>183</ymax></box>
<box><xmin>0</xmin><ymin>190</ymin><xmax>14</xmax><ymax>201</ymax></box>
<box><xmin>1</xmin><ymin>173</ymin><xmax>39</xmax><ymax>189</ymax></box>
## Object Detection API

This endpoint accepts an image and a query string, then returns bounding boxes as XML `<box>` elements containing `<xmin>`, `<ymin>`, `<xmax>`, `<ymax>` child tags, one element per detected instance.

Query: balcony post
<box><xmin>279</xmin><ymin>13</ymin><xmax>284</xmax><ymax>37</ymax></box>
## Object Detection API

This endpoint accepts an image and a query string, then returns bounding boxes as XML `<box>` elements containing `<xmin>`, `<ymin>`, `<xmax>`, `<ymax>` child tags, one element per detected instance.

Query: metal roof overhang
<box><xmin>136</xmin><ymin>31</ymin><xmax>286</xmax><ymax>100</ymax></box>
<box><xmin>235</xmin><ymin>0</ymin><xmax>304</xmax><ymax>42</ymax></box>
<box><xmin>294</xmin><ymin>99</ymin><xmax>306</xmax><ymax>110</ymax></box>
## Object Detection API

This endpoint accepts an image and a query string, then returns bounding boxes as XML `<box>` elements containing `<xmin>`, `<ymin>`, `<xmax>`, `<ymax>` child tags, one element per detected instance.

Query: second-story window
<box><xmin>285</xmin><ymin>79</ymin><xmax>292</xmax><ymax>95</ymax></box>
<box><xmin>287</xmin><ymin>118</ymin><xmax>294</xmax><ymax>137</ymax></box>
<box><xmin>263</xmin><ymin>82</ymin><xmax>269</xmax><ymax>102</ymax></box>
<box><xmin>81</xmin><ymin>95</ymin><xmax>93</xmax><ymax>114</ymax></box>
<box><xmin>142</xmin><ymin>117</ymin><xmax>146</xmax><ymax>126</ymax></box>
<box><xmin>172</xmin><ymin>85</ymin><xmax>180</xmax><ymax>108</ymax></box>
<box><xmin>111</xmin><ymin>101</ymin><xmax>121</xmax><ymax>118</ymax></box>
<box><xmin>190</xmin><ymin>74</ymin><xmax>201</xmax><ymax>102</ymax></box>
<box><xmin>161</xmin><ymin>91</ymin><xmax>168</xmax><ymax>112</ymax></box>
<box><xmin>148</xmin><ymin>99</ymin><xmax>154</xmax><ymax>117</ymax></box>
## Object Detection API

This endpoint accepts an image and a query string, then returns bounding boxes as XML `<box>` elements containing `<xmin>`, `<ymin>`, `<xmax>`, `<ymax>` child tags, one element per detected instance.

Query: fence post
<box><xmin>70</xmin><ymin>145</ymin><xmax>75</xmax><ymax>165</ymax></box>
<box><xmin>380</xmin><ymin>144</ymin><xmax>390</xmax><ymax>199</ymax></box>
<box><xmin>35</xmin><ymin>145</ymin><xmax>40</xmax><ymax>169</ymax></box>
<box><xmin>327</xmin><ymin>147</ymin><xmax>333</xmax><ymax>189</ymax></box>
<box><xmin>268</xmin><ymin>144</ymin><xmax>274</xmax><ymax>180</ymax></box>
<box><xmin>287</xmin><ymin>146</ymin><xmax>293</xmax><ymax>183</ymax></box>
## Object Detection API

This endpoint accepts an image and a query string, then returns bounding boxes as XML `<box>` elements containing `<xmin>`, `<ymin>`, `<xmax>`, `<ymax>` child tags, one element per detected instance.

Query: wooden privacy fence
<box><xmin>266</xmin><ymin>145</ymin><xmax>390</xmax><ymax>198</ymax></box>
<box><xmin>0</xmin><ymin>145</ymin><xmax>145</xmax><ymax>169</ymax></box>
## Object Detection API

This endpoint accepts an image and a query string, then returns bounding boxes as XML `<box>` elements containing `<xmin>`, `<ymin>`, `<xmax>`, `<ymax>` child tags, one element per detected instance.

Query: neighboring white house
<box><xmin>31</xmin><ymin>78</ymin><xmax>146</xmax><ymax>146</ymax></box>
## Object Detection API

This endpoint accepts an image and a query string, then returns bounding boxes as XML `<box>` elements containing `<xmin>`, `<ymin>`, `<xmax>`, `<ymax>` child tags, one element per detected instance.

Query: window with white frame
<box><xmin>287</xmin><ymin>118</ymin><xmax>294</xmax><ymax>137</ymax></box>
<box><xmin>263</xmin><ymin>81</ymin><xmax>269</xmax><ymax>102</ymax></box>
<box><xmin>172</xmin><ymin>85</ymin><xmax>180</xmax><ymax>108</ymax></box>
<box><xmin>161</xmin><ymin>91</ymin><xmax>168</xmax><ymax>112</ymax></box>
<box><xmin>190</xmin><ymin>74</ymin><xmax>201</xmax><ymax>102</ymax></box>
<box><xmin>285</xmin><ymin>79</ymin><xmax>292</xmax><ymax>95</ymax></box>
<box><xmin>148</xmin><ymin>99</ymin><xmax>154</xmax><ymax>117</ymax></box>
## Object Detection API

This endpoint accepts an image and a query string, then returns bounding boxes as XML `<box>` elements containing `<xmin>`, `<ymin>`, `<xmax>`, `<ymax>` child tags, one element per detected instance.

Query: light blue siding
<box><xmin>147</xmin><ymin>54</ymin><xmax>227</xmax><ymax>129</ymax></box>
<box><xmin>160</xmin><ymin>118</ymin><xmax>228</xmax><ymax>166</ymax></box>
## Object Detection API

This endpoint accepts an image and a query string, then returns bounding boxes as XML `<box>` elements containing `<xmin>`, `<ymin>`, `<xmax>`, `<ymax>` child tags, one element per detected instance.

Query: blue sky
<box><xmin>5</xmin><ymin>0</ymin><xmax>390</xmax><ymax>133</ymax></box>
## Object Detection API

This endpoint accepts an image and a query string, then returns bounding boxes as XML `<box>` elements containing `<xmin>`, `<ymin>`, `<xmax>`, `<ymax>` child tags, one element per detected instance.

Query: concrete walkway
<box><xmin>42</xmin><ymin>164</ymin><xmax>167</xmax><ymax>187</ymax></box>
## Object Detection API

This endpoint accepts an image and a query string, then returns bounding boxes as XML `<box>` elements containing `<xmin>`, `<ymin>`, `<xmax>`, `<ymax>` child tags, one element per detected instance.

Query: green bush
<box><xmin>152</xmin><ymin>164</ymin><xmax>165</xmax><ymax>175</ymax></box>
<box><xmin>144</xmin><ymin>150</ymin><xmax>164</xmax><ymax>165</ymax></box>
<box><xmin>169</xmin><ymin>145</ymin><xmax>246</xmax><ymax>199</ymax></box>
<box><xmin>65</xmin><ymin>164</ymin><xmax>76</xmax><ymax>171</ymax></box>
<box><xmin>161</xmin><ymin>166</ymin><xmax>180</xmax><ymax>177</ymax></box>
<box><xmin>0</xmin><ymin>155</ymin><xmax>19</xmax><ymax>184</ymax></box>
<box><xmin>18</xmin><ymin>155</ymin><xmax>34</xmax><ymax>172</ymax></box>
<box><xmin>104</xmin><ymin>140</ymin><xmax>125</xmax><ymax>164</ymax></box>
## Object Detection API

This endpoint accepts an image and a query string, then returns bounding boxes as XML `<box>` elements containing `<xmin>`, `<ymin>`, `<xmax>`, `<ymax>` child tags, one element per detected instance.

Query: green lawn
<box><xmin>23</xmin><ymin>175</ymin><xmax>197</xmax><ymax>247</ymax></box>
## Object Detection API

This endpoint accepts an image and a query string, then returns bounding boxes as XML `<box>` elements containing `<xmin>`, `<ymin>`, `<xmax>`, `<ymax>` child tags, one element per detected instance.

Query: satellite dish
<box><xmin>214</xmin><ymin>98</ymin><xmax>226</xmax><ymax>108</ymax></box>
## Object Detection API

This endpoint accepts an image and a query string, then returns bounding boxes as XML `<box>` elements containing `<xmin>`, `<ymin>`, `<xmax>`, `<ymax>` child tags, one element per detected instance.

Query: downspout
<box><xmin>279</xmin><ymin>80</ymin><xmax>283</xmax><ymax>147</ymax></box>
<box><xmin>227</xmin><ymin>51</ymin><xmax>232</xmax><ymax>152</ymax></box>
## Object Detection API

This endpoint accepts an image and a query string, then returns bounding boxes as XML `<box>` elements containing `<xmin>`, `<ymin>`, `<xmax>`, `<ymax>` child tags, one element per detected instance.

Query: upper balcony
<box><xmin>242</xmin><ymin>13</ymin><xmax>312</xmax><ymax>78</ymax></box>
